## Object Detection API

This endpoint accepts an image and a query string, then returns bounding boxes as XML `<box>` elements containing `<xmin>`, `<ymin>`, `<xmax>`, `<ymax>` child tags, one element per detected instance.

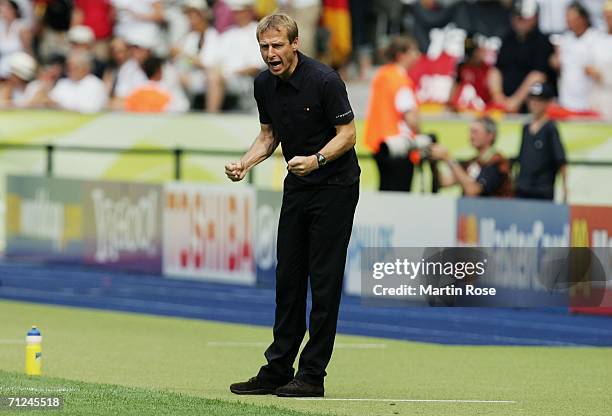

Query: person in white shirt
<box><xmin>170</xmin><ymin>0</ymin><xmax>218</xmax><ymax>108</ymax></box>
<box><xmin>112</xmin><ymin>27</ymin><xmax>188</xmax><ymax>110</ymax></box>
<box><xmin>205</xmin><ymin>0</ymin><xmax>266</xmax><ymax>112</ymax></box>
<box><xmin>551</xmin><ymin>1</ymin><xmax>601</xmax><ymax>112</ymax></box>
<box><xmin>48</xmin><ymin>50</ymin><xmax>108</xmax><ymax>113</ymax></box>
<box><xmin>0</xmin><ymin>0</ymin><xmax>32</xmax><ymax>79</ymax></box>
<box><xmin>0</xmin><ymin>51</ymin><xmax>37</xmax><ymax>107</ymax></box>
<box><xmin>587</xmin><ymin>0</ymin><xmax>612</xmax><ymax>119</ymax></box>
<box><xmin>111</xmin><ymin>0</ymin><xmax>165</xmax><ymax>53</ymax></box>
<box><xmin>536</xmin><ymin>0</ymin><xmax>573</xmax><ymax>34</ymax></box>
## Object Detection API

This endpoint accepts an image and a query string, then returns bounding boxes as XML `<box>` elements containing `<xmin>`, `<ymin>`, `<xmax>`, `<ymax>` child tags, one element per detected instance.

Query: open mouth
<box><xmin>269</xmin><ymin>60</ymin><xmax>282</xmax><ymax>70</ymax></box>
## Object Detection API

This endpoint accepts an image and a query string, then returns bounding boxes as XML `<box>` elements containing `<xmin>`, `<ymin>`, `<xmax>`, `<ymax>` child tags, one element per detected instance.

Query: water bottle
<box><xmin>25</xmin><ymin>326</ymin><xmax>42</xmax><ymax>376</ymax></box>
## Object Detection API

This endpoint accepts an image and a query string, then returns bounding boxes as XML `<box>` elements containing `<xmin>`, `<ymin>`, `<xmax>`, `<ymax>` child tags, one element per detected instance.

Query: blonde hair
<box><xmin>256</xmin><ymin>13</ymin><xmax>298</xmax><ymax>43</ymax></box>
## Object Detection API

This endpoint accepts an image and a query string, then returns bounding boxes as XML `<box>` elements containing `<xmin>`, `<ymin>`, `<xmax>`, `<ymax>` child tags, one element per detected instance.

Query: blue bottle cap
<box><xmin>27</xmin><ymin>326</ymin><xmax>41</xmax><ymax>336</ymax></box>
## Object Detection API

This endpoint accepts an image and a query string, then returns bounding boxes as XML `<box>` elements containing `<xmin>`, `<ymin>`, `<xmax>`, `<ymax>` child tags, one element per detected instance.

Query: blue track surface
<box><xmin>1</xmin><ymin>261</ymin><xmax>611</xmax><ymax>347</ymax></box>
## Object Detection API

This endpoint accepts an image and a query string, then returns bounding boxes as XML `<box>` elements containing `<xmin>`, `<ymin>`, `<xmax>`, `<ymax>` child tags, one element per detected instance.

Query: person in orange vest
<box><xmin>124</xmin><ymin>56</ymin><xmax>189</xmax><ymax>113</ymax></box>
<box><xmin>364</xmin><ymin>36</ymin><xmax>421</xmax><ymax>191</ymax></box>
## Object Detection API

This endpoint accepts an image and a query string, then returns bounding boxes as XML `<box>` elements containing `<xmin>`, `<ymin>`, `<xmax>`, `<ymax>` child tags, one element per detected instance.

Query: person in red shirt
<box><xmin>448</xmin><ymin>34</ymin><xmax>504</xmax><ymax>112</ymax></box>
<box><xmin>71</xmin><ymin>0</ymin><xmax>113</xmax><ymax>60</ymax></box>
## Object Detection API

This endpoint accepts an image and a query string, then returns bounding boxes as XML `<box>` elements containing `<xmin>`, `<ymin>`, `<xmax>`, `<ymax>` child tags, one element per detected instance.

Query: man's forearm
<box><xmin>317</xmin><ymin>124</ymin><xmax>356</xmax><ymax>162</ymax></box>
<box><xmin>448</xmin><ymin>159</ymin><xmax>482</xmax><ymax>196</ymax></box>
<box><xmin>241</xmin><ymin>132</ymin><xmax>279</xmax><ymax>171</ymax></box>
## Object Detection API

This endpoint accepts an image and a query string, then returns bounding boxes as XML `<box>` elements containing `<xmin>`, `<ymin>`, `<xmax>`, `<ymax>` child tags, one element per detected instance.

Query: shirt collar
<box><xmin>274</xmin><ymin>51</ymin><xmax>305</xmax><ymax>90</ymax></box>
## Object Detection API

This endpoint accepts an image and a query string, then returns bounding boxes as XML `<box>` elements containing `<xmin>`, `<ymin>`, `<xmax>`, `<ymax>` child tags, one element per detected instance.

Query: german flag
<box><xmin>321</xmin><ymin>0</ymin><xmax>352</xmax><ymax>67</ymax></box>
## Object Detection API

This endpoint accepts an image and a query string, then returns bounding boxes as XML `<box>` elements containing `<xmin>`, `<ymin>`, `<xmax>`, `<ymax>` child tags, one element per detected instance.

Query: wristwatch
<box><xmin>316</xmin><ymin>152</ymin><xmax>327</xmax><ymax>167</ymax></box>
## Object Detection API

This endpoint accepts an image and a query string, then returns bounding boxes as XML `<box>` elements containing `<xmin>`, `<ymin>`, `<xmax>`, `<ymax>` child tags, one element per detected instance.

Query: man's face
<box><xmin>398</xmin><ymin>47</ymin><xmax>421</xmax><ymax>70</ymax></box>
<box><xmin>511</xmin><ymin>15</ymin><xmax>537</xmax><ymax>36</ymax></box>
<box><xmin>185</xmin><ymin>9</ymin><xmax>205</xmax><ymax>31</ymax></box>
<box><xmin>67</xmin><ymin>58</ymin><xmax>88</xmax><ymax>82</ymax></box>
<box><xmin>111</xmin><ymin>39</ymin><xmax>128</xmax><ymax>64</ymax></box>
<box><xmin>232</xmin><ymin>8</ymin><xmax>252</xmax><ymax>26</ymax></box>
<box><xmin>566</xmin><ymin>8</ymin><xmax>586</xmax><ymax>34</ymax></box>
<box><xmin>469</xmin><ymin>121</ymin><xmax>493</xmax><ymax>150</ymax></box>
<box><xmin>130</xmin><ymin>45</ymin><xmax>151</xmax><ymax>64</ymax></box>
<box><xmin>527</xmin><ymin>97</ymin><xmax>548</xmax><ymax>117</ymax></box>
<box><xmin>258</xmin><ymin>27</ymin><xmax>298</xmax><ymax>79</ymax></box>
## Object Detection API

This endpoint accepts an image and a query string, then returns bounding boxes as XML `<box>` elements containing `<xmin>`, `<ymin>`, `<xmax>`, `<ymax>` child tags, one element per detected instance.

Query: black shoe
<box><xmin>230</xmin><ymin>376</ymin><xmax>281</xmax><ymax>395</ymax></box>
<box><xmin>275</xmin><ymin>379</ymin><xmax>324</xmax><ymax>398</ymax></box>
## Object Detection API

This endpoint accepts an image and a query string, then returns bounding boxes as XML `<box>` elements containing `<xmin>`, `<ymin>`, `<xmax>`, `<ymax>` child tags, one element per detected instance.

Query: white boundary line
<box><xmin>0</xmin><ymin>387</ymin><xmax>80</xmax><ymax>392</ymax></box>
<box><xmin>206</xmin><ymin>341</ymin><xmax>387</xmax><ymax>349</ymax></box>
<box><xmin>294</xmin><ymin>398</ymin><xmax>517</xmax><ymax>404</ymax></box>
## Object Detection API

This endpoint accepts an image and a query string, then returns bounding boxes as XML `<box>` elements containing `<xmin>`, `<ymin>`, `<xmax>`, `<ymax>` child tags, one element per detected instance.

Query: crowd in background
<box><xmin>0</xmin><ymin>0</ymin><xmax>610</xmax><ymax>119</ymax></box>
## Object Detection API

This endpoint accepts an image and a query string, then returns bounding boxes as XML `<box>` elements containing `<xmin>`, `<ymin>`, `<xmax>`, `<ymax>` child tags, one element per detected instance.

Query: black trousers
<box><xmin>374</xmin><ymin>146</ymin><xmax>414</xmax><ymax>192</ymax></box>
<box><xmin>257</xmin><ymin>182</ymin><xmax>359</xmax><ymax>386</ymax></box>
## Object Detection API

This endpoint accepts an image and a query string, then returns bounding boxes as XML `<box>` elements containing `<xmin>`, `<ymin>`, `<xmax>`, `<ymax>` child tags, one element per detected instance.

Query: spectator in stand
<box><xmin>536</xmin><ymin>0</ymin><xmax>572</xmax><ymax>34</ymax></box>
<box><xmin>124</xmin><ymin>56</ymin><xmax>189</xmax><ymax>113</ymax></box>
<box><xmin>364</xmin><ymin>36</ymin><xmax>421</xmax><ymax>192</ymax></box>
<box><xmin>410</xmin><ymin>0</ymin><xmax>456</xmax><ymax>53</ymax></box>
<box><xmin>0</xmin><ymin>51</ymin><xmax>37</xmax><ymax>107</ymax></box>
<box><xmin>111</xmin><ymin>0</ymin><xmax>165</xmax><ymax>54</ymax></box>
<box><xmin>46</xmin><ymin>49</ymin><xmax>108</xmax><ymax>113</ymax></box>
<box><xmin>0</xmin><ymin>0</ymin><xmax>32</xmax><ymax>79</ymax></box>
<box><xmin>550</xmin><ymin>1</ymin><xmax>600</xmax><ymax>113</ymax></box>
<box><xmin>205</xmin><ymin>0</ymin><xmax>266</xmax><ymax>112</ymax></box>
<box><xmin>494</xmin><ymin>0</ymin><xmax>554</xmax><ymax>113</ymax></box>
<box><xmin>71</xmin><ymin>0</ymin><xmax>114</xmax><ymax>61</ymax></box>
<box><xmin>170</xmin><ymin>0</ymin><xmax>218</xmax><ymax>109</ymax></box>
<box><xmin>349</xmin><ymin>0</ymin><xmax>373</xmax><ymax>80</ymax></box>
<box><xmin>448</xmin><ymin>33</ymin><xmax>505</xmax><ymax>112</ymax></box>
<box><xmin>67</xmin><ymin>25</ymin><xmax>106</xmax><ymax>78</ymax></box>
<box><xmin>587</xmin><ymin>0</ymin><xmax>612</xmax><ymax>119</ymax></box>
<box><xmin>515</xmin><ymin>83</ymin><xmax>567</xmax><ymax>201</ymax></box>
<box><xmin>162</xmin><ymin>0</ymin><xmax>191</xmax><ymax>49</ymax></box>
<box><xmin>112</xmin><ymin>28</ymin><xmax>188</xmax><ymax>111</ymax></box>
<box><xmin>112</xmin><ymin>31</ymin><xmax>155</xmax><ymax>106</ymax></box>
<box><xmin>103</xmin><ymin>37</ymin><xmax>129</xmax><ymax>98</ymax></box>
<box><xmin>277</xmin><ymin>0</ymin><xmax>321</xmax><ymax>58</ymax></box>
<box><xmin>12</xmin><ymin>0</ymin><xmax>32</xmax><ymax>25</ymax></box>
<box><xmin>211</xmin><ymin>0</ymin><xmax>235</xmax><ymax>34</ymax></box>
<box><xmin>430</xmin><ymin>116</ymin><xmax>513</xmax><ymax>198</ymax></box>
<box><xmin>24</xmin><ymin>53</ymin><xmax>66</xmax><ymax>108</ymax></box>
<box><xmin>35</xmin><ymin>0</ymin><xmax>73</xmax><ymax>61</ymax></box>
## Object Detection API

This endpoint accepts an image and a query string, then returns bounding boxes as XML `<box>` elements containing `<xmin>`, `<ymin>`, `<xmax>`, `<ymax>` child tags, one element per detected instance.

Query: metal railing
<box><xmin>1</xmin><ymin>142</ymin><xmax>611</xmax><ymax>185</ymax></box>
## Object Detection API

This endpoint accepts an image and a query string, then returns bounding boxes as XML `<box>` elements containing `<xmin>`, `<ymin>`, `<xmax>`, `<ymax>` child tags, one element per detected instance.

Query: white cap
<box><xmin>124</xmin><ymin>27</ymin><xmax>157</xmax><ymax>50</ymax></box>
<box><xmin>226</xmin><ymin>0</ymin><xmax>254</xmax><ymax>11</ymax></box>
<box><xmin>9</xmin><ymin>52</ymin><xmax>37</xmax><ymax>81</ymax></box>
<box><xmin>68</xmin><ymin>25</ymin><xmax>95</xmax><ymax>44</ymax></box>
<box><xmin>513</xmin><ymin>0</ymin><xmax>538</xmax><ymax>19</ymax></box>
<box><xmin>183</xmin><ymin>0</ymin><xmax>208</xmax><ymax>11</ymax></box>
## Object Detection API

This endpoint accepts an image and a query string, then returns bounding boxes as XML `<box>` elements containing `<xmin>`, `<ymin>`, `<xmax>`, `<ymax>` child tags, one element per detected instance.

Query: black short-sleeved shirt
<box><xmin>515</xmin><ymin>120</ymin><xmax>567</xmax><ymax>200</ymax></box>
<box><xmin>495</xmin><ymin>28</ymin><xmax>554</xmax><ymax>99</ymax></box>
<box><xmin>254</xmin><ymin>52</ymin><xmax>360</xmax><ymax>189</ymax></box>
<box><xmin>460</xmin><ymin>152</ymin><xmax>513</xmax><ymax>197</ymax></box>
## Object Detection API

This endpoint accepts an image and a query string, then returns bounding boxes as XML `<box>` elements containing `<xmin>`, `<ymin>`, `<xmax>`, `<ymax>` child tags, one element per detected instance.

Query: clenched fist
<box><xmin>287</xmin><ymin>155</ymin><xmax>318</xmax><ymax>176</ymax></box>
<box><xmin>225</xmin><ymin>161</ymin><xmax>247</xmax><ymax>182</ymax></box>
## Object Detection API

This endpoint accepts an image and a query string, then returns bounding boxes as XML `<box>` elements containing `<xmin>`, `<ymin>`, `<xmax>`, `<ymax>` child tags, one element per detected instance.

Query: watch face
<box><xmin>317</xmin><ymin>153</ymin><xmax>326</xmax><ymax>166</ymax></box>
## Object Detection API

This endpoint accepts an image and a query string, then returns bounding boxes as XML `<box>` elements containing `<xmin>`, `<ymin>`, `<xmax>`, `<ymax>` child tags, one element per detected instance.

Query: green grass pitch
<box><xmin>1</xmin><ymin>300</ymin><xmax>610</xmax><ymax>415</ymax></box>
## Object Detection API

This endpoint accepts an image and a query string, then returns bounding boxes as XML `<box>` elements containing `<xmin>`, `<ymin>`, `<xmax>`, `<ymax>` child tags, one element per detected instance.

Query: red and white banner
<box><xmin>163</xmin><ymin>183</ymin><xmax>255</xmax><ymax>285</ymax></box>
<box><xmin>570</xmin><ymin>205</ymin><xmax>612</xmax><ymax>315</ymax></box>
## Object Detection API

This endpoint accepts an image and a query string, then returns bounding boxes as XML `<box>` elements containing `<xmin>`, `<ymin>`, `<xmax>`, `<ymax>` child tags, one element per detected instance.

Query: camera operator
<box><xmin>364</xmin><ymin>35</ymin><xmax>421</xmax><ymax>192</ymax></box>
<box><xmin>429</xmin><ymin>116</ymin><xmax>513</xmax><ymax>197</ymax></box>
